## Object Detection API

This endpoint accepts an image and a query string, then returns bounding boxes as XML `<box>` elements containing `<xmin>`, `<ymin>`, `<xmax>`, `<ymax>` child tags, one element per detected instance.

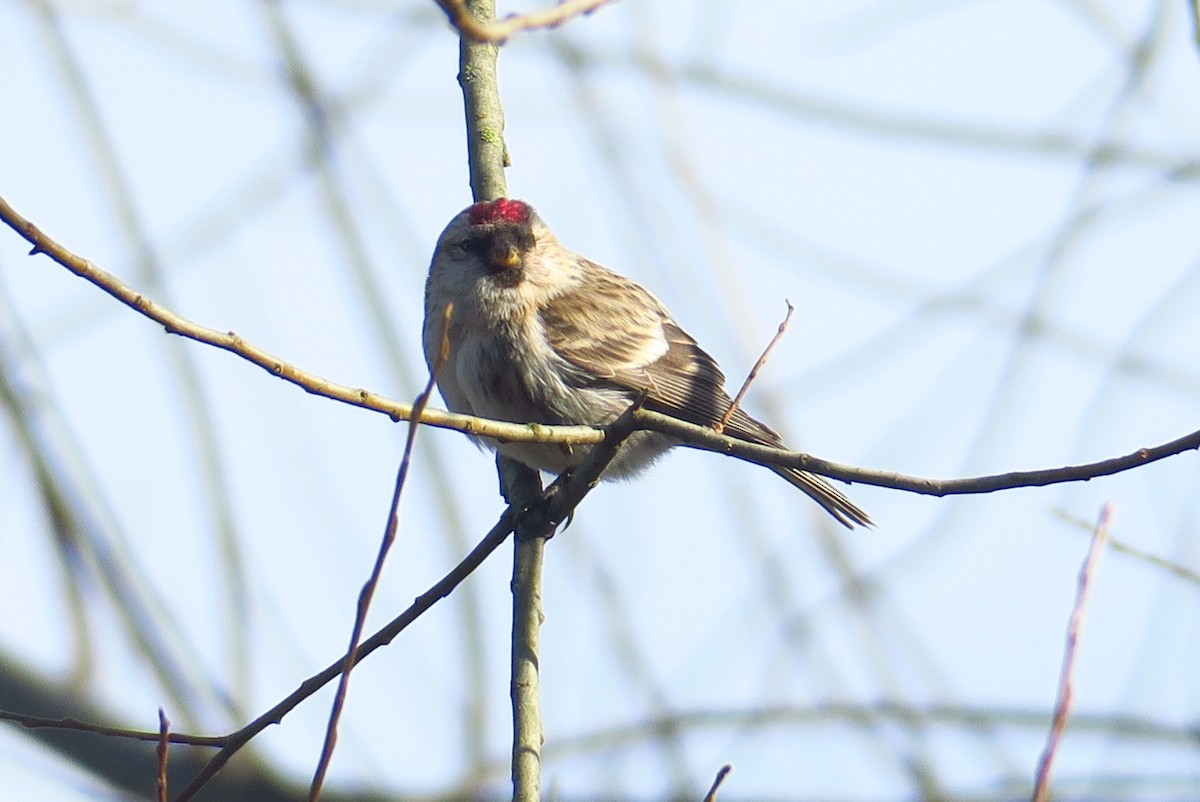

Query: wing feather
<box><xmin>538</xmin><ymin>261</ymin><xmax>871</xmax><ymax>527</ymax></box>
<box><xmin>539</xmin><ymin>262</ymin><xmax>777</xmax><ymax>443</ymax></box>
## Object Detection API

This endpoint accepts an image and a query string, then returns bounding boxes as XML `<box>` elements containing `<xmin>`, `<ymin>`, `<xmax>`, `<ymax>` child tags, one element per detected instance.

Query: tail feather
<box><xmin>773</xmin><ymin>466</ymin><xmax>872</xmax><ymax>529</ymax></box>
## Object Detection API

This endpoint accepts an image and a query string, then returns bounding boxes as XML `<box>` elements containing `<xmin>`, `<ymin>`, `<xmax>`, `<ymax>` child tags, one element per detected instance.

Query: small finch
<box><xmin>422</xmin><ymin>198</ymin><xmax>870</xmax><ymax>528</ymax></box>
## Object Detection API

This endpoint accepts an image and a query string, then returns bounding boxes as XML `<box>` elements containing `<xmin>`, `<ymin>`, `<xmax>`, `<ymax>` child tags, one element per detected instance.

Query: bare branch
<box><xmin>171</xmin><ymin>402</ymin><xmax>640</xmax><ymax>801</ymax></box>
<box><xmin>717</xmin><ymin>300</ymin><xmax>793</xmax><ymax>434</ymax></box>
<box><xmin>306</xmin><ymin>306</ymin><xmax>451</xmax><ymax>802</ymax></box>
<box><xmin>509</xmin><ymin>510</ymin><xmax>546</xmax><ymax>802</ymax></box>
<box><xmin>453</xmin><ymin>0</ymin><xmax>551</xmax><ymax>796</ymax></box>
<box><xmin>0</xmin><ymin>709</ymin><xmax>224</xmax><ymax>747</ymax></box>
<box><xmin>1032</xmin><ymin>504</ymin><xmax>1112</xmax><ymax>802</ymax></box>
<box><xmin>437</xmin><ymin>0</ymin><xmax>620</xmax><ymax>43</ymax></box>
<box><xmin>3</xmin><ymin>195</ymin><xmax>1196</xmax><ymax>500</ymax></box>
<box><xmin>458</xmin><ymin>0</ymin><xmax>509</xmax><ymax>200</ymax></box>
<box><xmin>637</xmin><ymin>409</ymin><xmax>1200</xmax><ymax>497</ymax></box>
<box><xmin>0</xmin><ymin>194</ymin><xmax>601</xmax><ymax>446</ymax></box>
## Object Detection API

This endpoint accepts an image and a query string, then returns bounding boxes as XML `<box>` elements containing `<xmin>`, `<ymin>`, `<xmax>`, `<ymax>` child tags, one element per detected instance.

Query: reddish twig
<box><xmin>156</xmin><ymin>709</ymin><xmax>171</xmax><ymax>802</ymax></box>
<box><xmin>717</xmin><ymin>300</ymin><xmax>793</xmax><ymax>434</ymax></box>
<box><xmin>306</xmin><ymin>306</ymin><xmax>453</xmax><ymax>802</ymax></box>
<box><xmin>1032</xmin><ymin>503</ymin><xmax>1112</xmax><ymax>802</ymax></box>
<box><xmin>436</xmin><ymin>0</ymin><xmax>620</xmax><ymax>43</ymax></box>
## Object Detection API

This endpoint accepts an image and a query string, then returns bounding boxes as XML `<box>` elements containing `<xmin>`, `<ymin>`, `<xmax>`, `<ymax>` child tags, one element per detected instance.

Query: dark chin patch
<box><xmin>489</xmin><ymin>267</ymin><xmax>524</xmax><ymax>288</ymax></box>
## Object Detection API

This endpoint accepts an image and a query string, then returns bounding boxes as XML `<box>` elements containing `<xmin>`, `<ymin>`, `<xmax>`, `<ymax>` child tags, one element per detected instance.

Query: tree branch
<box><xmin>170</xmin><ymin>403</ymin><xmax>637</xmax><ymax>801</ymax></box>
<box><xmin>634</xmin><ymin>410</ymin><xmax>1200</xmax><ymax>496</ymax></box>
<box><xmin>2</xmin><ymin>193</ymin><xmax>1195</xmax><ymax>505</ymax></box>
<box><xmin>307</xmin><ymin>306</ymin><xmax>449</xmax><ymax>802</ymax></box>
<box><xmin>1032</xmin><ymin>504</ymin><xmax>1112</xmax><ymax>802</ymax></box>
<box><xmin>0</xmin><ymin>708</ymin><xmax>224</xmax><ymax>747</ymax></box>
<box><xmin>0</xmin><ymin>193</ymin><xmax>600</xmax><ymax>445</ymax></box>
<box><xmin>437</xmin><ymin>0</ymin><xmax>620</xmax><ymax>44</ymax></box>
<box><xmin>717</xmin><ymin>300</ymin><xmax>793</xmax><ymax>434</ymax></box>
<box><xmin>454</xmin><ymin>0</ymin><xmax>552</xmax><ymax>795</ymax></box>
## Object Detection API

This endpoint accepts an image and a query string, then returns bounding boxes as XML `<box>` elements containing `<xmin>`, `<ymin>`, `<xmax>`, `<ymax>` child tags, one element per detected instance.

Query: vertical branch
<box><xmin>1031</xmin><ymin>503</ymin><xmax>1112</xmax><ymax>802</ymax></box>
<box><xmin>456</xmin><ymin>3</ymin><xmax>545</xmax><ymax>801</ymax></box>
<box><xmin>307</xmin><ymin>306</ymin><xmax>451</xmax><ymax>802</ymax></box>
<box><xmin>458</xmin><ymin>0</ymin><xmax>509</xmax><ymax>201</ymax></box>
<box><xmin>509</xmin><ymin>530</ymin><xmax>545</xmax><ymax>801</ymax></box>
<box><xmin>499</xmin><ymin>456</ymin><xmax>550</xmax><ymax>802</ymax></box>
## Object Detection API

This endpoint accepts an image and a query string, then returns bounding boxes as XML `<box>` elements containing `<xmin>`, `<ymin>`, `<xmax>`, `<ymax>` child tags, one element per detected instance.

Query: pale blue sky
<box><xmin>2</xmin><ymin>2</ymin><xmax>1199</xmax><ymax>800</ymax></box>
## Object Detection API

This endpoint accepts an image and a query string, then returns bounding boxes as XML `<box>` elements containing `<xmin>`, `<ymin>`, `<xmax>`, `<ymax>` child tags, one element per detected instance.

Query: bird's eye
<box><xmin>462</xmin><ymin>235</ymin><xmax>491</xmax><ymax>256</ymax></box>
<box><xmin>450</xmin><ymin>237</ymin><xmax>479</xmax><ymax>256</ymax></box>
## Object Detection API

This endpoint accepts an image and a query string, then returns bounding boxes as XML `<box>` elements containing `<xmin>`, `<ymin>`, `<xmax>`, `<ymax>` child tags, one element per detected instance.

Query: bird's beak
<box><xmin>488</xmin><ymin>242</ymin><xmax>522</xmax><ymax>270</ymax></box>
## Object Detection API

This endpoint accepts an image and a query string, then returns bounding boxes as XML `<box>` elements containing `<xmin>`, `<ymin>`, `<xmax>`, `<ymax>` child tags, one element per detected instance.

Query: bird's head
<box><xmin>434</xmin><ymin>198</ymin><xmax>552</xmax><ymax>288</ymax></box>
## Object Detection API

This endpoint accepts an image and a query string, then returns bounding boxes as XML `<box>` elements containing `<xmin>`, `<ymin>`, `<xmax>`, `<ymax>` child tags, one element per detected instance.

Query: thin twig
<box><xmin>156</xmin><ymin>709</ymin><xmax>170</xmax><ymax>802</ymax></box>
<box><xmin>636</xmin><ymin>409</ymin><xmax>1200</xmax><ymax>496</ymax></box>
<box><xmin>1032</xmin><ymin>503</ymin><xmax>1112</xmax><ymax>802</ymax></box>
<box><xmin>0</xmin><ymin>194</ymin><xmax>598</xmax><ymax>446</ymax></box>
<box><xmin>0</xmin><ymin>709</ymin><xmax>224</xmax><ymax>746</ymax></box>
<box><xmin>717</xmin><ymin>300</ymin><xmax>793</xmax><ymax>433</ymax></box>
<box><xmin>701</xmin><ymin>764</ymin><xmax>732</xmax><ymax>802</ymax></box>
<box><xmin>3</xmin><ymin>195</ymin><xmax>1198</xmax><ymax>496</ymax></box>
<box><xmin>176</xmin><ymin>519</ymin><xmax>517</xmax><ymax>801</ymax></box>
<box><xmin>437</xmin><ymin>0</ymin><xmax>620</xmax><ymax>43</ymax></box>
<box><xmin>306</xmin><ymin>305</ymin><xmax>453</xmax><ymax>802</ymax></box>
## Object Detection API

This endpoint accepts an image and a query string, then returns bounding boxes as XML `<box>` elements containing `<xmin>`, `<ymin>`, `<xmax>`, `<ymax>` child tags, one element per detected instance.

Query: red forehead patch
<box><xmin>468</xmin><ymin>198</ymin><xmax>531</xmax><ymax>226</ymax></box>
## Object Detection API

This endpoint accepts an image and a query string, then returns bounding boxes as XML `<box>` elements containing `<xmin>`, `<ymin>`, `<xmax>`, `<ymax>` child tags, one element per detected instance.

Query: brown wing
<box><xmin>539</xmin><ymin>261</ymin><xmax>779</xmax><ymax>445</ymax></box>
<box><xmin>537</xmin><ymin>264</ymin><xmax>670</xmax><ymax>380</ymax></box>
<box><xmin>539</xmin><ymin>262</ymin><xmax>872</xmax><ymax>528</ymax></box>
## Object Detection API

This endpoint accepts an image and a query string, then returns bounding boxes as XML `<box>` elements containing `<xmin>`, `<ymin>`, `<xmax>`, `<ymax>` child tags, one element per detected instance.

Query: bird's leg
<box><xmin>497</xmin><ymin>453</ymin><xmax>559</xmax><ymax>539</ymax></box>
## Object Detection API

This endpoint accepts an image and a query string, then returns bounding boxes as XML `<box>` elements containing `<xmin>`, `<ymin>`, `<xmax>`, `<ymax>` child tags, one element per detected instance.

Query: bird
<box><xmin>422</xmin><ymin>198</ymin><xmax>870</xmax><ymax>528</ymax></box>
